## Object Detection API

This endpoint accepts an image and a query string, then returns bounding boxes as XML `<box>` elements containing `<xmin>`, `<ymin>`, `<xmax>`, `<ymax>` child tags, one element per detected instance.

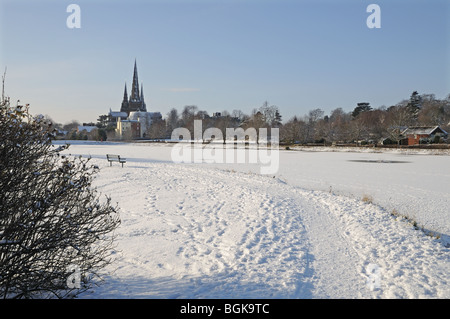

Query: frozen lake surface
<box><xmin>60</xmin><ymin>141</ymin><xmax>449</xmax><ymax>241</ymax></box>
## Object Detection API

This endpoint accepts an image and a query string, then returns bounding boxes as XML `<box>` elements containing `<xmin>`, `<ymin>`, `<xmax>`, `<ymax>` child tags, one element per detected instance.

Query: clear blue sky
<box><xmin>1</xmin><ymin>0</ymin><xmax>449</xmax><ymax>124</ymax></box>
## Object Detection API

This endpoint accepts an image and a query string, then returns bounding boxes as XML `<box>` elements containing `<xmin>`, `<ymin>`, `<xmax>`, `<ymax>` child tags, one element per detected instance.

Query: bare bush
<box><xmin>0</xmin><ymin>98</ymin><xmax>120</xmax><ymax>299</ymax></box>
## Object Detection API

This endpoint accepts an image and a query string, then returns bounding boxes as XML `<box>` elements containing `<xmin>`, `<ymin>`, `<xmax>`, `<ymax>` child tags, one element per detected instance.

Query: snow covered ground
<box><xmin>56</xmin><ymin>141</ymin><xmax>449</xmax><ymax>299</ymax></box>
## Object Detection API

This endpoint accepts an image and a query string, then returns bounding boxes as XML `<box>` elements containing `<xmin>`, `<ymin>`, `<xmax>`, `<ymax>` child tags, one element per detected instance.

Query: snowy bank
<box><xmin>56</xmin><ymin>141</ymin><xmax>449</xmax><ymax>299</ymax></box>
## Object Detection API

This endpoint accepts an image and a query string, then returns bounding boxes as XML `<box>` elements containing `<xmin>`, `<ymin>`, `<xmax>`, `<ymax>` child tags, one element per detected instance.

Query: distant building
<box><xmin>120</xmin><ymin>60</ymin><xmax>147</xmax><ymax>115</ymax></box>
<box><xmin>108</xmin><ymin>110</ymin><xmax>128</xmax><ymax>124</ymax></box>
<box><xmin>116</xmin><ymin>118</ymin><xmax>141</xmax><ymax>140</ymax></box>
<box><xmin>129</xmin><ymin>111</ymin><xmax>162</xmax><ymax>138</ymax></box>
<box><xmin>400</xmin><ymin>126</ymin><xmax>448</xmax><ymax>145</ymax></box>
<box><xmin>108</xmin><ymin>60</ymin><xmax>163</xmax><ymax>139</ymax></box>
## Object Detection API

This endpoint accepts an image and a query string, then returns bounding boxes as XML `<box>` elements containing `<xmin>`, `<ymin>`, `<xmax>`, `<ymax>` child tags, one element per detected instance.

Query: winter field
<box><xmin>56</xmin><ymin>141</ymin><xmax>449</xmax><ymax>299</ymax></box>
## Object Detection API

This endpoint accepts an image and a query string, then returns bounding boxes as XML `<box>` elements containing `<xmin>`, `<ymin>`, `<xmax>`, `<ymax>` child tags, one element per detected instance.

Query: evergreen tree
<box><xmin>352</xmin><ymin>102</ymin><xmax>372</xmax><ymax>118</ymax></box>
<box><xmin>407</xmin><ymin>91</ymin><xmax>422</xmax><ymax>121</ymax></box>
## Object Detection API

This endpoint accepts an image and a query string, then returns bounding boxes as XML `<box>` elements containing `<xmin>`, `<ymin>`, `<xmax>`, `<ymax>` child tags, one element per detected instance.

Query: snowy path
<box><xmin>81</xmin><ymin>158</ymin><xmax>449</xmax><ymax>299</ymax></box>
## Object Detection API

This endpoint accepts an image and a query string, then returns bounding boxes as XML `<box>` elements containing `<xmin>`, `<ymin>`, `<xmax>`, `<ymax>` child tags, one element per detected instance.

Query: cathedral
<box><xmin>120</xmin><ymin>59</ymin><xmax>147</xmax><ymax>115</ymax></box>
<box><xmin>109</xmin><ymin>60</ymin><xmax>162</xmax><ymax>139</ymax></box>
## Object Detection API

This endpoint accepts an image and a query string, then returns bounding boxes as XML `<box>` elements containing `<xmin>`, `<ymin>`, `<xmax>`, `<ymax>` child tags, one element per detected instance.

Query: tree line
<box><xmin>281</xmin><ymin>91</ymin><xmax>450</xmax><ymax>145</ymax></box>
<box><xmin>50</xmin><ymin>91</ymin><xmax>450</xmax><ymax>144</ymax></box>
<box><xmin>148</xmin><ymin>91</ymin><xmax>450</xmax><ymax>145</ymax></box>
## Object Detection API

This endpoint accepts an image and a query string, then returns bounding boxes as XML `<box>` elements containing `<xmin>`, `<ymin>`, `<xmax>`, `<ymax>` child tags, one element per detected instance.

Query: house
<box><xmin>115</xmin><ymin>118</ymin><xmax>141</xmax><ymax>140</ymax></box>
<box><xmin>108</xmin><ymin>110</ymin><xmax>128</xmax><ymax>125</ymax></box>
<box><xmin>400</xmin><ymin>126</ymin><xmax>448</xmax><ymax>145</ymax></box>
<box><xmin>128</xmin><ymin>111</ymin><xmax>163</xmax><ymax>138</ymax></box>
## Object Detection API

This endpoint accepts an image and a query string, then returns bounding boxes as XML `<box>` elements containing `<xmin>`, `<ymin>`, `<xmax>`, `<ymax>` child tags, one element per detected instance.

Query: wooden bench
<box><xmin>106</xmin><ymin>154</ymin><xmax>126</xmax><ymax>167</ymax></box>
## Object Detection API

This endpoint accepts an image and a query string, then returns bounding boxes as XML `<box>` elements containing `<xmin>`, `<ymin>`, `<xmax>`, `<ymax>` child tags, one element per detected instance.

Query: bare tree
<box><xmin>146</xmin><ymin>118</ymin><xmax>167</xmax><ymax>139</ymax></box>
<box><xmin>231</xmin><ymin>109</ymin><xmax>246</xmax><ymax>122</ymax></box>
<box><xmin>259</xmin><ymin>101</ymin><xmax>281</xmax><ymax>127</ymax></box>
<box><xmin>166</xmin><ymin>108</ymin><xmax>179</xmax><ymax>127</ymax></box>
<box><xmin>1</xmin><ymin>67</ymin><xmax>6</xmax><ymax>104</ymax></box>
<box><xmin>328</xmin><ymin>108</ymin><xmax>351</xmax><ymax>143</ymax></box>
<box><xmin>280</xmin><ymin>116</ymin><xmax>305</xmax><ymax>144</ymax></box>
<box><xmin>180</xmin><ymin>105</ymin><xmax>198</xmax><ymax>138</ymax></box>
<box><xmin>304</xmin><ymin>108</ymin><xmax>324</xmax><ymax>143</ymax></box>
<box><xmin>0</xmin><ymin>98</ymin><xmax>120</xmax><ymax>299</ymax></box>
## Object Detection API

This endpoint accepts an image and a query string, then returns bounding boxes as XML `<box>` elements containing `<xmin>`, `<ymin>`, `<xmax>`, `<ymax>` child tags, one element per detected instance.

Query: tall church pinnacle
<box><xmin>120</xmin><ymin>82</ymin><xmax>129</xmax><ymax>113</ymax></box>
<box><xmin>130</xmin><ymin>59</ymin><xmax>140</xmax><ymax>102</ymax></box>
<box><xmin>122</xmin><ymin>82</ymin><xmax>128</xmax><ymax>102</ymax></box>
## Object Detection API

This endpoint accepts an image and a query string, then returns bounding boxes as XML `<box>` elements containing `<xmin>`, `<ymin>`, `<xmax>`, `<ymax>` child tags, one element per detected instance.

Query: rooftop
<box><xmin>401</xmin><ymin>126</ymin><xmax>448</xmax><ymax>136</ymax></box>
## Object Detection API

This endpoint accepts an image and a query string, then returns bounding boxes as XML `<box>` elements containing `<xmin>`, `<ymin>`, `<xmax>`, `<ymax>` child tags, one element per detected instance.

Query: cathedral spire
<box><xmin>123</xmin><ymin>82</ymin><xmax>128</xmax><ymax>102</ymax></box>
<box><xmin>130</xmin><ymin>59</ymin><xmax>140</xmax><ymax>102</ymax></box>
<box><xmin>120</xmin><ymin>82</ymin><xmax>129</xmax><ymax>113</ymax></box>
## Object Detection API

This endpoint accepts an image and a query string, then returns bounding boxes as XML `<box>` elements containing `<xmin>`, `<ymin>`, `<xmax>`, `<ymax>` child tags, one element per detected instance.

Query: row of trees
<box><xmin>42</xmin><ymin>119</ymin><xmax>112</xmax><ymax>141</ymax></box>
<box><xmin>147</xmin><ymin>91</ymin><xmax>450</xmax><ymax>144</ymax></box>
<box><xmin>49</xmin><ymin>91</ymin><xmax>449</xmax><ymax>144</ymax></box>
<box><xmin>282</xmin><ymin>91</ymin><xmax>450</xmax><ymax>145</ymax></box>
<box><xmin>163</xmin><ymin>101</ymin><xmax>282</xmax><ymax>139</ymax></box>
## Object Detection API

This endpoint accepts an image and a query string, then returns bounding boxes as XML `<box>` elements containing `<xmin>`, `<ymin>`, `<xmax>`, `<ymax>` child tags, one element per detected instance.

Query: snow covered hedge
<box><xmin>0</xmin><ymin>98</ymin><xmax>120</xmax><ymax>298</ymax></box>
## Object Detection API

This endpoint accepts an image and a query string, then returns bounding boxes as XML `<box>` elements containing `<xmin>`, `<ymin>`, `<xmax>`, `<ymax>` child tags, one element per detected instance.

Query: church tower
<box><xmin>120</xmin><ymin>60</ymin><xmax>147</xmax><ymax>115</ymax></box>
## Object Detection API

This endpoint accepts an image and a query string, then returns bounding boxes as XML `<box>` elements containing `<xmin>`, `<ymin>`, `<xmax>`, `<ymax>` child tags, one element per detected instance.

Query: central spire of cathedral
<box><xmin>130</xmin><ymin>59</ymin><xmax>140</xmax><ymax>102</ymax></box>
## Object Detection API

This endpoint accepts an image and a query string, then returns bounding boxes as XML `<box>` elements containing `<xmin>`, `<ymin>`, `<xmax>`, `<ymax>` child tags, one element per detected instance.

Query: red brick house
<box><xmin>400</xmin><ymin>126</ymin><xmax>448</xmax><ymax>145</ymax></box>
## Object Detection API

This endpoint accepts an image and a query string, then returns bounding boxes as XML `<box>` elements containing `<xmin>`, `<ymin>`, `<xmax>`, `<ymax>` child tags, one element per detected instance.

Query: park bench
<box><xmin>106</xmin><ymin>154</ymin><xmax>126</xmax><ymax>167</ymax></box>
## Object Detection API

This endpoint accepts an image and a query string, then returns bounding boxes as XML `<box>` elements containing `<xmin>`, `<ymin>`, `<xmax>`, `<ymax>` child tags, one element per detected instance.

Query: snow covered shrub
<box><xmin>0</xmin><ymin>98</ymin><xmax>120</xmax><ymax>298</ymax></box>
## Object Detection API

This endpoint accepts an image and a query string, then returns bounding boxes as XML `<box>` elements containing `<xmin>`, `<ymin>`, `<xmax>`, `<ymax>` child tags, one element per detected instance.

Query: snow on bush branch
<box><xmin>0</xmin><ymin>95</ymin><xmax>120</xmax><ymax>299</ymax></box>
